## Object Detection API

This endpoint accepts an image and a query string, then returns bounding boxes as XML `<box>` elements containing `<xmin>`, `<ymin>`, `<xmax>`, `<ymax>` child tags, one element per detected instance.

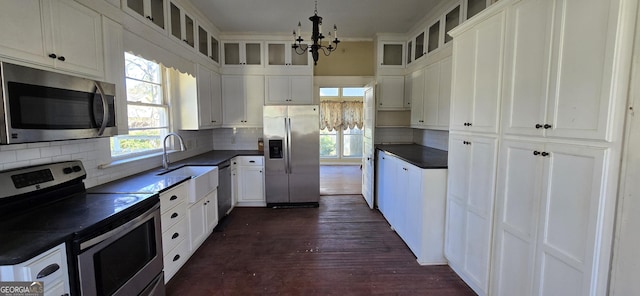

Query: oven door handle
<box><xmin>94</xmin><ymin>81</ymin><xmax>109</xmax><ymax>136</ymax></box>
<box><xmin>79</xmin><ymin>203</ymin><xmax>160</xmax><ymax>251</ymax></box>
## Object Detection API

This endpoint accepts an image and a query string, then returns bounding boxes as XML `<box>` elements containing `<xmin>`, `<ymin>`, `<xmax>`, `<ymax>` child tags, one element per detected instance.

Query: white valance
<box><xmin>123</xmin><ymin>30</ymin><xmax>195</xmax><ymax>76</ymax></box>
<box><xmin>320</xmin><ymin>101</ymin><xmax>363</xmax><ymax>131</ymax></box>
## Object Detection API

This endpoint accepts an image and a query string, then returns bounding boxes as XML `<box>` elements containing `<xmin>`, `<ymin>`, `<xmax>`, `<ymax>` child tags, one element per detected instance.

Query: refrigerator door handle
<box><xmin>284</xmin><ymin>118</ymin><xmax>289</xmax><ymax>174</ymax></box>
<box><xmin>287</xmin><ymin>118</ymin><xmax>293</xmax><ymax>174</ymax></box>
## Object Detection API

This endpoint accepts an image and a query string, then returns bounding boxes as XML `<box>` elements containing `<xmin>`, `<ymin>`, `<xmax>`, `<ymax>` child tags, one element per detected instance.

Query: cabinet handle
<box><xmin>170</xmin><ymin>195</ymin><xmax>178</xmax><ymax>201</ymax></box>
<box><xmin>533</xmin><ymin>151</ymin><xmax>541</xmax><ymax>156</ymax></box>
<box><xmin>173</xmin><ymin>254</ymin><xmax>180</xmax><ymax>262</ymax></box>
<box><xmin>249</xmin><ymin>160</ymin><xmax>255</xmax><ymax>163</ymax></box>
<box><xmin>57</xmin><ymin>56</ymin><xmax>65</xmax><ymax>61</ymax></box>
<box><xmin>48</xmin><ymin>53</ymin><xmax>57</xmax><ymax>59</ymax></box>
<box><xmin>36</xmin><ymin>263</ymin><xmax>60</xmax><ymax>279</ymax></box>
<box><xmin>535</xmin><ymin>124</ymin><xmax>543</xmax><ymax>129</ymax></box>
<box><xmin>543</xmin><ymin>124</ymin><xmax>552</xmax><ymax>129</ymax></box>
<box><xmin>403</xmin><ymin>168</ymin><xmax>408</xmax><ymax>171</ymax></box>
<box><xmin>146</xmin><ymin>16</ymin><xmax>154</xmax><ymax>21</ymax></box>
<box><xmin>171</xmin><ymin>212</ymin><xmax>178</xmax><ymax>219</ymax></box>
<box><xmin>541</xmin><ymin>152</ymin><xmax>550</xmax><ymax>157</ymax></box>
<box><xmin>172</xmin><ymin>232</ymin><xmax>179</xmax><ymax>239</ymax></box>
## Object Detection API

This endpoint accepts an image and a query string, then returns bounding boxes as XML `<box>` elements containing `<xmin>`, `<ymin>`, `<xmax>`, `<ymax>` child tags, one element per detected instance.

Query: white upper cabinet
<box><xmin>178</xmin><ymin>65</ymin><xmax>223</xmax><ymax>130</ymax></box>
<box><xmin>124</xmin><ymin>0</ymin><xmax>166</xmax><ymax>31</ymax></box>
<box><xmin>266</xmin><ymin>42</ymin><xmax>311</xmax><ymax>70</ymax></box>
<box><xmin>197</xmin><ymin>25</ymin><xmax>220</xmax><ymax>65</ymax></box>
<box><xmin>410</xmin><ymin>69</ymin><xmax>425</xmax><ymax>126</ymax></box>
<box><xmin>377</xmin><ymin>76</ymin><xmax>406</xmax><ymax>110</ymax></box>
<box><xmin>265</xmin><ymin>75</ymin><xmax>312</xmax><ymax>105</ymax></box>
<box><xmin>450</xmin><ymin>10</ymin><xmax>505</xmax><ymax>134</ymax></box>
<box><xmin>222</xmin><ymin>75</ymin><xmax>264</xmax><ymax>127</ymax></box>
<box><xmin>444</xmin><ymin>5</ymin><xmax>461</xmax><ymax>44</ymax></box>
<box><xmin>223</xmin><ymin>41</ymin><xmax>263</xmax><ymax>66</ymax></box>
<box><xmin>501</xmin><ymin>0</ymin><xmax>624</xmax><ymax>142</ymax></box>
<box><xmin>465</xmin><ymin>0</ymin><xmax>491</xmax><ymax>20</ymax></box>
<box><xmin>377</xmin><ymin>41</ymin><xmax>405</xmax><ymax>68</ymax></box>
<box><xmin>0</xmin><ymin>0</ymin><xmax>104</xmax><ymax>78</ymax></box>
<box><xmin>169</xmin><ymin>2</ymin><xmax>195</xmax><ymax>48</ymax></box>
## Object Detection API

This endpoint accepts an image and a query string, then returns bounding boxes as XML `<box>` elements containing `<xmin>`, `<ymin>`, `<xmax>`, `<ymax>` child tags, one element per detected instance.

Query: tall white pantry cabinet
<box><xmin>445</xmin><ymin>0</ymin><xmax>636</xmax><ymax>295</ymax></box>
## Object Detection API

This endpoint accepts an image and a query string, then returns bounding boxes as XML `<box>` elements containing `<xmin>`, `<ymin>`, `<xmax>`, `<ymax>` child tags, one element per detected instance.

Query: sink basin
<box><xmin>159</xmin><ymin>166</ymin><xmax>218</xmax><ymax>203</ymax></box>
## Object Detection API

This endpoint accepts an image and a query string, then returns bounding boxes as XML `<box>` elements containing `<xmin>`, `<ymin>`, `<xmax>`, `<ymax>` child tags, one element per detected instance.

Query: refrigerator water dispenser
<box><xmin>269</xmin><ymin>139</ymin><xmax>283</xmax><ymax>159</ymax></box>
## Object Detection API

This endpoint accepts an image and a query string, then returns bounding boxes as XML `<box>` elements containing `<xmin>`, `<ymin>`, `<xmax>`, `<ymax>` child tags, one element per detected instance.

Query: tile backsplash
<box><xmin>413</xmin><ymin>129</ymin><xmax>449</xmax><ymax>151</ymax></box>
<box><xmin>0</xmin><ymin>130</ymin><xmax>214</xmax><ymax>188</ymax></box>
<box><xmin>212</xmin><ymin>128</ymin><xmax>263</xmax><ymax>150</ymax></box>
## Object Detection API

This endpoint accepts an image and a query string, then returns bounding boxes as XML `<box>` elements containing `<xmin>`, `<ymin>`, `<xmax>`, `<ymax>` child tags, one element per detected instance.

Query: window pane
<box><xmin>125</xmin><ymin>79</ymin><xmax>163</xmax><ymax>104</ymax></box>
<box><xmin>128</xmin><ymin>105</ymin><xmax>168</xmax><ymax>129</ymax></box>
<box><xmin>320</xmin><ymin>88</ymin><xmax>339</xmax><ymax>97</ymax></box>
<box><xmin>110</xmin><ymin>129</ymin><xmax>166</xmax><ymax>157</ymax></box>
<box><xmin>342</xmin><ymin>88</ymin><xmax>365</xmax><ymax>97</ymax></box>
<box><xmin>320</xmin><ymin>128</ymin><xmax>337</xmax><ymax>157</ymax></box>
<box><xmin>343</xmin><ymin>134</ymin><xmax>363</xmax><ymax>157</ymax></box>
<box><xmin>125</xmin><ymin>53</ymin><xmax>161</xmax><ymax>83</ymax></box>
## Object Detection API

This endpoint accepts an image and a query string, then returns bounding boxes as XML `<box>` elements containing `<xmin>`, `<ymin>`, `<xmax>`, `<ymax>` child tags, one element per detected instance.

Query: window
<box><xmin>319</xmin><ymin>87</ymin><xmax>365</xmax><ymax>159</ymax></box>
<box><xmin>111</xmin><ymin>53</ymin><xmax>169</xmax><ymax>158</ymax></box>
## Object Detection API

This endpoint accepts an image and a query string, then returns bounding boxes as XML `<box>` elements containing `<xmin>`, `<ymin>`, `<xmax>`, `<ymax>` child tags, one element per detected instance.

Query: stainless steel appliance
<box><xmin>217</xmin><ymin>159</ymin><xmax>232</xmax><ymax>219</ymax></box>
<box><xmin>263</xmin><ymin>105</ymin><xmax>319</xmax><ymax>207</ymax></box>
<box><xmin>0</xmin><ymin>161</ymin><xmax>164</xmax><ymax>296</ymax></box>
<box><xmin>0</xmin><ymin>62</ymin><xmax>118</xmax><ymax>144</ymax></box>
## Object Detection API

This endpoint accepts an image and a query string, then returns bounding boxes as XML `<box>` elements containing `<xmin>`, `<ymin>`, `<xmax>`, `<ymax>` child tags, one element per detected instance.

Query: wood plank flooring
<box><xmin>320</xmin><ymin>165</ymin><xmax>362</xmax><ymax>195</ymax></box>
<box><xmin>166</xmin><ymin>196</ymin><xmax>476</xmax><ymax>295</ymax></box>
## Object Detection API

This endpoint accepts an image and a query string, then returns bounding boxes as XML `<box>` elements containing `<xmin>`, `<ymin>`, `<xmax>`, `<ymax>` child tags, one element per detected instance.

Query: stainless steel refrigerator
<box><xmin>263</xmin><ymin>105</ymin><xmax>319</xmax><ymax>207</ymax></box>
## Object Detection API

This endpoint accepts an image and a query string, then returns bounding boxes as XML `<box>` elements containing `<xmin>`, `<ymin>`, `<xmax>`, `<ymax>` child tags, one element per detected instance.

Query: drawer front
<box><xmin>160</xmin><ymin>184</ymin><xmax>188</xmax><ymax>214</ymax></box>
<box><xmin>162</xmin><ymin>217</ymin><xmax>187</xmax><ymax>256</ymax></box>
<box><xmin>163</xmin><ymin>239</ymin><xmax>189</xmax><ymax>282</ymax></box>
<box><xmin>21</xmin><ymin>245</ymin><xmax>66</xmax><ymax>288</ymax></box>
<box><xmin>238</xmin><ymin>156</ymin><xmax>263</xmax><ymax>166</ymax></box>
<box><xmin>161</xmin><ymin>202</ymin><xmax>186</xmax><ymax>232</ymax></box>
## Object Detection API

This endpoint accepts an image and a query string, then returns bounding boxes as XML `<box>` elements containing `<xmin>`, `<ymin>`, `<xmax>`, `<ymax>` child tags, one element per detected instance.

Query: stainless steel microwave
<box><xmin>0</xmin><ymin>62</ymin><xmax>118</xmax><ymax>144</ymax></box>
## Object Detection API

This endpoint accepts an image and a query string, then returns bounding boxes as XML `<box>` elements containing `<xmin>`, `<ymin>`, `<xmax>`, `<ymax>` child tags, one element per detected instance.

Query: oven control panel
<box><xmin>0</xmin><ymin>160</ymin><xmax>86</xmax><ymax>199</ymax></box>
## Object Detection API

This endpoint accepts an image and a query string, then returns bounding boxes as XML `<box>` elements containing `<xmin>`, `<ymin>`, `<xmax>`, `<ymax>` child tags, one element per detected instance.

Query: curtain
<box><xmin>320</xmin><ymin>101</ymin><xmax>363</xmax><ymax>131</ymax></box>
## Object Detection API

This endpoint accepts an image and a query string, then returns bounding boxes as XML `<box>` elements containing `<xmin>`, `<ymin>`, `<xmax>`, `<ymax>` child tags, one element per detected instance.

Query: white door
<box><xmin>361</xmin><ymin>82</ymin><xmax>376</xmax><ymax>209</ymax></box>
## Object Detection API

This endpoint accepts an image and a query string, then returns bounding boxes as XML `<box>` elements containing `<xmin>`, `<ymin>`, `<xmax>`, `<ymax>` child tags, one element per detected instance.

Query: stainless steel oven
<box><xmin>0</xmin><ymin>62</ymin><xmax>118</xmax><ymax>144</ymax></box>
<box><xmin>76</xmin><ymin>204</ymin><xmax>165</xmax><ymax>296</ymax></box>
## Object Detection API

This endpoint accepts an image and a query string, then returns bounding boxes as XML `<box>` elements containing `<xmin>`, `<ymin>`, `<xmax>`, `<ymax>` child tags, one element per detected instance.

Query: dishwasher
<box><xmin>217</xmin><ymin>160</ymin><xmax>232</xmax><ymax>220</ymax></box>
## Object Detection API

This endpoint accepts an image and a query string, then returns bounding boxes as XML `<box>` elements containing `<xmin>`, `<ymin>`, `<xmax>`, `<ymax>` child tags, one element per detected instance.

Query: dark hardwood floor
<box><xmin>166</xmin><ymin>196</ymin><xmax>476</xmax><ymax>295</ymax></box>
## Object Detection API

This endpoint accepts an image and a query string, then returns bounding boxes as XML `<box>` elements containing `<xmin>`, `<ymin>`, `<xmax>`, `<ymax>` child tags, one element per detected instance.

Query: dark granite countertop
<box><xmin>88</xmin><ymin>150</ymin><xmax>262</xmax><ymax>194</ymax></box>
<box><xmin>376</xmin><ymin>144</ymin><xmax>448</xmax><ymax>169</ymax></box>
<box><xmin>1</xmin><ymin>150</ymin><xmax>261</xmax><ymax>265</ymax></box>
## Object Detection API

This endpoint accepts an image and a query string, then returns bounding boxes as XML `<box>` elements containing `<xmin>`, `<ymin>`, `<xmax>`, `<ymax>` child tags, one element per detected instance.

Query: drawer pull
<box><xmin>173</xmin><ymin>254</ymin><xmax>180</xmax><ymax>262</ymax></box>
<box><xmin>249</xmin><ymin>160</ymin><xmax>255</xmax><ymax>163</ymax></box>
<box><xmin>170</xmin><ymin>195</ymin><xmax>178</xmax><ymax>201</ymax></box>
<box><xmin>36</xmin><ymin>263</ymin><xmax>60</xmax><ymax>279</ymax></box>
<box><xmin>172</xmin><ymin>232</ymin><xmax>179</xmax><ymax>239</ymax></box>
<box><xmin>171</xmin><ymin>213</ymin><xmax>178</xmax><ymax>219</ymax></box>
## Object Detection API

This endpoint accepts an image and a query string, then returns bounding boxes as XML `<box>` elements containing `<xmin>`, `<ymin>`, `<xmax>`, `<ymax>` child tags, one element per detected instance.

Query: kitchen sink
<box><xmin>158</xmin><ymin>166</ymin><xmax>218</xmax><ymax>203</ymax></box>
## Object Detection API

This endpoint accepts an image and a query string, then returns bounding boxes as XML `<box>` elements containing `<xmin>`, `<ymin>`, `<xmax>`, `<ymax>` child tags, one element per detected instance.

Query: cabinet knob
<box><xmin>171</xmin><ymin>212</ymin><xmax>178</xmax><ymax>219</ymax></box>
<box><xmin>541</xmin><ymin>151</ymin><xmax>549</xmax><ymax>157</ymax></box>
<box><xmin>57</xmin><ymin>56</ymin><xmax>65</xmax><ymax>61</ymax></box>
<box><xmin>535</xmin><ymin>124</ymin><xmax>543</xmax><ymax>129</ymax></box>
<box><xmin>146</xmin><ymin>16</ymin><xmax>154</xmax><ymax>21</ymax></box>
<box><xmin>170</xmin><ymin>195</ymin><xmax>178</xmax><ymax>201</ymax></box>
<box><xmin>48</xmin><ymin>53</ymin><xmax>57</xmax><ymax>59</ymax></box>
<box><xmin>543</xmin><ymin>124</ymin><xmax>552</xmax><ymax>129</ymax></box>
<box><xmin>172</xmin><ymin>232</ymin><xmax>179</xmax><ymax>239</ymax></box>
<box><xmin>173</xmin><ymin>254</ymin><xmax>180</xmax><ymax>262</ymax></box>
<box><xmin>533</xmin><ymin>150</ymin><xmax>540</xmax><ymax>156</ymax></box>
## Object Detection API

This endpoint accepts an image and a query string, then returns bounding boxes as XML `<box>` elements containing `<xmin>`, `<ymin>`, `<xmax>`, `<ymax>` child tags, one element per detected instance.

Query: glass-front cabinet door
<box><xmin>198</xmin><ymin>26</ymin><xmax>208</xmax><ymax>56</ymax></box>
<box><xmin>223</xmin><ymin>41</ymin><xmax>262</xmax><ymax>66</ymax></box>
<box><xmin>169</xmin><ymin>2</ymin><xmax>194</xmax><ymax>48</ymax></box>
<box><xmin>414</xmin><ymin>32</ymin><xmax>425</xmax><ymax>61</ymax></box>
<box><xmin>407</xmin><ymin>40</ymin><xmax>413</xmax><ymax>65</ymax></box>
<box><xmin>428</xmin><ymin>20</ymin><xmax>440</xmax><ymax>53</ymax></box>
<box><xmin>445</xmin><ymin>5</ymin><xmax>461</xmax><ymax>44</ymax></box>
<box><xmin>210</xmin><ymin>36</ymin><xmax>219</xmax><ymax>63</ymax></box>
<box><xmin>466</xmin><ymin>0</ymin><xmax>489</xmax><ymax>19</ymax></box>
<box><xmin>379</xmin><ymin>42</ymin><xmax>404</xmax><ymax>67</ymax></box>
<box><xmin>125</xmin><ymin>0</ymin><xmax>165</xmax><ymax>30</ymax></box>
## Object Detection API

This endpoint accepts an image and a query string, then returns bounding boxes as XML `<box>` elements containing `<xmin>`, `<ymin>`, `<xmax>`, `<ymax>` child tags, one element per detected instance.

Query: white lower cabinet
<box><xmin>0</xmin><ymin>243</ymin><xmax>71</xmax><ymax>296</ymax></box>
<box><xmin>376</xmin><ymin>150</ymin><xmax>447</xmax><ymax>264</ymax></box>
<box><xmin>188</xmin><ymin>190</ymin><xmax>218</xmax><ymax>251</ymax></box>
<box><xmin>235</xmin><ymin>156</ymin><xmax>265</xmax><ymax>207</ymax></box>
<box><xmin>491</xmin><ymin>139</ymin><xmax>608</xmax><ymax>296</ymax></box>
<box><xmin>159</xmin><ymin>183</ymin><xmax>188</xmax><ymax>283</ymax></box>
<box><xmin>444</xmin><ymin>133</ymin><xmax>498</xmax><ymax>295</ymax></box>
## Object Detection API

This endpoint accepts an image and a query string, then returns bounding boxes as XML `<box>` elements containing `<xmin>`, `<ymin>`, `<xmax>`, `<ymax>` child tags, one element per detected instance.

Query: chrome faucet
<box><xmin>163</xmin><ymin>133</ymin><xmax>187</xmax><ymax>170</ymax></box>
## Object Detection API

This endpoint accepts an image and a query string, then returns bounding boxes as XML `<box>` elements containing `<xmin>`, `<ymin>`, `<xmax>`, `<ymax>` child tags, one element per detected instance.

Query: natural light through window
<box><xmin>110</xmin><ymin>53</ymin><xmax>169</xmax><ymax>158</ymax></box>
<box><xmin>319</xmin><ymin>87</ymin><xmax>365</xmax><ymax>159</ymax></box>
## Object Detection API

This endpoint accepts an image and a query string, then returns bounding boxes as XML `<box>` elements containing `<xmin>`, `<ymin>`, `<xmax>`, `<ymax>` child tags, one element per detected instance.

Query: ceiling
<box><xmin>188</xmin><ymin>0</ymin><xmax>447</xmax><ymax>38</ymax></box>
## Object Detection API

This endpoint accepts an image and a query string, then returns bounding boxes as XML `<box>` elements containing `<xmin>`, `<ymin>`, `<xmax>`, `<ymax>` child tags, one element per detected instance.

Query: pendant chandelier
<box><xmin>292</xmin><ymin>0</ymin><xmax>340</xmax><ymax>65</ymax></box>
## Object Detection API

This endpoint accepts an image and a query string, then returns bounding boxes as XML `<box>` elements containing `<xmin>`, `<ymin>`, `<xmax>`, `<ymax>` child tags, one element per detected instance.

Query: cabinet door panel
<box><xmin>410</xmin><ymin>70</ymin><xmax>425</xmax><ymax>126</ymax></box>
<box><xmin>239</xmin><ymin>166</ymin><xmax>264</xmax><ymax>202</ymax></box>
<box><xmin>438</xmin><ymin>57</ymin><xmax>452</xmax><ymax>127</ymax></box>
<box><xmin>244</xmin><ymin>75</ymin><xmax>265</xmax><ymax>125</ymax></box>
<box><xmin>547</xmin><ymin>0</ymin><xmax>614</xmax><ymax>141</ymax></box>
<box><xmin>197</xmin><ymin>67</ymin><xmax>213</xmax><ymax>128</ymax></box>
<box><xmin>447</xmin><ymin>135</ymin><xmax>471</xmax><ymax>203</ymax></box>
<box><xmin>538</xmin><ymin>143</ymin><xmax>605</xmax><ymax>295</ymax></box>
<box><xmin>266</xmin><ymin>76</ymin><xmax>289</xmax><ymax>104</ymax></box>
<box><xmin>290</xmin><ymin>76</ymin><xmax>312</xmax><ymax>104</ymax></box>
<box><xmin>423</xmin><ymin>62</ymin><xmax>440</xmax><ymax>126</ymax></box>
<box><xmin>222</xmin><ymin>75</ymin><xmax>245</xmax><ymax>125</ymax></box>
<box><xmin>450</xmin><ymin>32</ymin><xmax>475</xmax><ymax>130</ymax></box>
<box><xmin>502</xmin><ymin>0</ymin><xmax>553</xmax><ymax>137</ymax></box>
<box><xmin>210</xmin><ymin>72</ymin><xmax>222</xmax><ymax>125</ymax></box>
<box><xmin>445</xmin><ymin>198</ymin><xmax>466</xmax><ymax>264</ymax></box>
<box><xmin>467</xmin><ymin>136</ymin><xmax>497</xmax><ymax>214</ymax></box>
<box><xmin>378</xmin><ymin>76</ymin><xmax>405</xmax><ymax>110</ymax></box>
<box><xmin>471</xmin><ymin>12</ymin><xmax>504</xmax><ymax>133</ymax></box>
<box><xmin>0</xmin><ymin>0</ymin><xmax>49</xmax><ymax>65</ymax></box>
<box><xmin>51</xmin><ymin>0</ymin><xmax>104</xmax><ymax>77</ymax></box>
